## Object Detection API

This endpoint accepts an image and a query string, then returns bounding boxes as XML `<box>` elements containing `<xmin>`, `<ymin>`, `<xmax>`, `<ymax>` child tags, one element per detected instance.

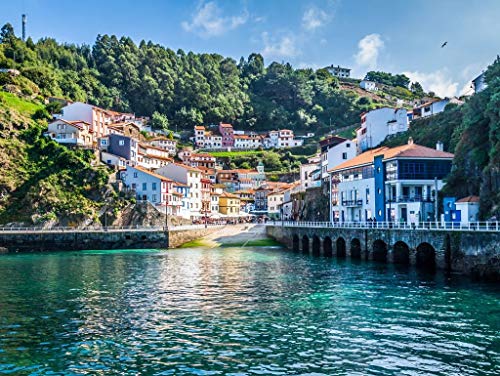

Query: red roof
<box><xmin>456</xmin><ymin>196</ymin><xmax>480</xmax><ymax>203</ymax></box>
<box><xmin>131</xmin><ymin>165</ymin><xmax>173</xmax><ymax>182</ymax></box>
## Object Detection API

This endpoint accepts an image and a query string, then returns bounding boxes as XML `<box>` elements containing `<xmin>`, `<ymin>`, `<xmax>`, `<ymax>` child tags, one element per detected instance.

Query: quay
<box><xmin>266</xmin><ymin>221</ymin><xmax>500</xmax><ymax>281</ymax></box>
<box><xmin>0</xmin><ymin>224</ymin><xmax>225</xmax><ymax>252</ymax></box>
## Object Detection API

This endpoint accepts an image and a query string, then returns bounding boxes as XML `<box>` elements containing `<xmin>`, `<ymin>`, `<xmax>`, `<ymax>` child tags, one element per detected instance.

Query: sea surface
<box><xmin>0</xmin><ymin>247</ymin><xmax>498</xmax><ymax>375</ymax></box>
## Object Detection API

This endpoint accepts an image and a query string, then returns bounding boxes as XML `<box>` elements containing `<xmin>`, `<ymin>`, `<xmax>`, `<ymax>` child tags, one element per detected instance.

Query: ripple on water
<box><xmin>0</xmin><ymin>247</ymin><xmax>498</xmax><ymax>375</ymax></box>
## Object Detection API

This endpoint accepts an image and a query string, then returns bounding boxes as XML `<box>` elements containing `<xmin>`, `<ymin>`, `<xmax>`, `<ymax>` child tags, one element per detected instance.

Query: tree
<box><xmin>151</xmin><ymin>111</ymin><xmax>169</xmax><ymax>131</ymax></box>
<box><xmin>0</xmin><ymin>23</ymin><xmax>15</xmax><ymax>43</ymax></box>
<box><xmin>410</xmin><ymin>81</ymin><xmax>424</xmax><ymax>96</ymax></box>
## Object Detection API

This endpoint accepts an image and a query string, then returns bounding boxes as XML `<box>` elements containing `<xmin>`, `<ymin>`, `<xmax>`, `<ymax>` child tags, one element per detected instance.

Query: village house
<box><xmin>210</xmin><ymin>184</ymin><xmax>225</xmax><ymax>214</ymax></box>
<box><xmin>121</xmin><ymin>165</ymin><xmax>183</xmax><ymax>215</ymax></box>
<box><xmin>173</xmin><ymin>182</ymin><xmax>191</xmax><ymax>218</ymax></box>
<box><xmin>144</xmin><ymin>136</ymin><xmax>177</xmax><ymax>156</ymax></box>
<box><xmin>218</xmin><ymin>192</ymin><xmax>240</xmax><ymax>216</ymax></box>
<box><xmin>412</xmin><ymin>97</ymin><xmax>464</xmax><ymax>119</ymax></box>
<box><xmin>329</xmin><ymin>139</ymin><xmax>454</xmax><ymax>224</ymax></box>
<box><xmin>156</xmin><ymin>163</ymin><xmax>202</xmax><ymax>217</ymax></box>
<box><xmin>326</xmin><ymin>65</ymin><xmax>351</xmax><ymax>78</ymax></box>
<box><xmin>356</xmin><ymin>107</ymin><xmax>409</xmax><ymax>153</ymax></box>
<box><xmin>360</xmin><ymin>80</ymin><xmax>378</xmax><ymax>91</ymax></box>
<box><xmin>186</xmin><ymin>153</ymin><xmax>217</xmax><ymax>169</ymax></box>
<box><xmin>219</xmin><ymin>123</ymin><xmax>235</xmax><ymax>148</ymax></box>
<box><xmin>107</xmin><ymin>122</ymin><xmax>141</xmax><ymax>140</ymax></box>
<box><xmin>137</xmin><ymin>143</ymin><xmax>173</xmax><ymax>169</ymax></box>
<box><xmin>319</xmin><ymin>136</ymin><xmax>356</xmax><ymax>185</ymax></box>
<box><xmin>234</xmin><ymin>189</ymin><xmax>255</xmax><ymax>212</ymax></box>
<box><xmin>45</xmin><ymin>119</ymin><xmax>93</xmax><ymax>148</ymax></box>
<box><xmin>99</xmin><ymin>133</ymin><xmax>138</xmax><ymax>168</ymax></box>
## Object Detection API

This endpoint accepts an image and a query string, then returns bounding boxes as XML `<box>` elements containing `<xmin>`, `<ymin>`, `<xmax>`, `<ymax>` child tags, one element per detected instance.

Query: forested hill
<box><xmin>0</xmin><ymin>23</ymin><xmax>428</xmax><ymax>135</ymax></box>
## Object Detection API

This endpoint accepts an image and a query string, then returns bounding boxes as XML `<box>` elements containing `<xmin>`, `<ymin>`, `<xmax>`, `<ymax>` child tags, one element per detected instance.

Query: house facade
<box><xmin>219</xmin><ymin>123</ymin><xmax>235</xmax><ymax>148</ymax></box>
<box><xmin>360</xmin><ymin>80</ymin><xmax>378</xmax><ymax>91</ymax></box>
<box><xmin>329</xmin><ymin>140</ymin><xmax>454</xmax><ymax>224</ymax></box>
<box><xmin>356</xmin><ymin>107</ymin><xmax>409</xmax><ymax>153</ymax></box>
<box><xmin>45</xmin><ymin>119</ymin><xmax>93</xmax><ymax>148</ymax></box>
<box><xmin>219</xmin><ymin>192</ymin><xmax>240</xmax><ymax>215</ymax></box>
<box><xmin>326</xmin><ymin>65</ymin><xmax>351</xmax><ymax>78</ymax></box>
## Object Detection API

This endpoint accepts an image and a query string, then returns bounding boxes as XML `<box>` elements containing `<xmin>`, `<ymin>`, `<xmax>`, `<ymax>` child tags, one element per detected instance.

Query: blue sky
<box><xmin>2</xmin><ymin>0</ymin><xmax>499</xmax><ymax>97</ymax></box>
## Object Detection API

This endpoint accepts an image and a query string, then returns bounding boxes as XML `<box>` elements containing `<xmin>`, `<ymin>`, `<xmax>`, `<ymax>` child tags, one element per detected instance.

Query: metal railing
<box><xmin>0</xmin><ymin>223</ymin><xmax>232</xmax><ymax>234</ymax></box>
<box><xmin>266</xmin><ymin>220</ymin><xmax>500</xmax><ymax>232</ymax></box>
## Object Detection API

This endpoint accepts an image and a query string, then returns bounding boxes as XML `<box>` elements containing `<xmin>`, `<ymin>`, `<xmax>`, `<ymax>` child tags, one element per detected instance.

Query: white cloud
<box><xmin>354</xmin><ymin>34</ymin><xmax>384</xmax><ymax>70</ymax></box>
<box><xmin>261</xmin><ymin>32</ymin><xmax>299</xmax><ymax>59</ymax></box>
<box><xmin>182</xmin><ymin>1</ymin><xmax>248</xmax><ymax>38</ymax></box>
<box><xmin>302</xmin><ymin>7</ymin><xmax>330</xmax><ymax>31</ymax></box>
<box><xmin>403</xmin><ymin>70</ymin><xmax>459</xmax><ymax>97</ymax></box>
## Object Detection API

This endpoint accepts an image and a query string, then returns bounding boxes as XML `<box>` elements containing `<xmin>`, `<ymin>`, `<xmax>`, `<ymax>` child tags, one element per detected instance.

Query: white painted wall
<box><xmin>357</xmin><ymin>108</ymin><xmax>408</xmax><ymax>152</ymax></box>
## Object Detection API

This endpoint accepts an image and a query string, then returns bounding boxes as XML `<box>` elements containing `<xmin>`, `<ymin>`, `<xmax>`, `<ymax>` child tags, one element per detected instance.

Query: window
<box><xmin>152</xmin><ymin>194</ymin><xmax>157</xmax><ymax>202</ymax></box>
<box><xmin>346</xmin><ymin>143</ymin><xmax>350</xmax><ymax>148</ymax></box>
<box><xmin>133</xmin><ymin>172</ymin><xmax>138</xmax><ymax>178</ymax></box>
<box><xmin>101</xmin><ymin>139</ymin><xmax>107</xmax><ymax>145</ymax></box>
<box><xmin>342</xmin><ymin>152</ymin><xmax>348</xmax><ymax>160</ymax></box>
<box><xmin>142</xmin><ymin>183</ymin><xmax>147</xmax><ymax>191</ymax></box>
<box><xmin>152</xmin><ymin>183</ymin><xmax>157</xmax><ymax>191</ymax></box>
<box><xmin>119</xmin><ymin>140</ymin><xmax>125</xmax><ymax>146</ymax></box>
<box><xmin>366</xmin><ymin>188</ymin><xmax>370</xmax><ymax>204</ymax></box>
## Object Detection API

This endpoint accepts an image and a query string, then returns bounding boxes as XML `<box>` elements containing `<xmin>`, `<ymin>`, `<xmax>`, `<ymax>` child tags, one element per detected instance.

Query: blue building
<box><xmin>329</xmin><ymin>139</ymin><xmax>454</xmax><ymax>224</ymax></box>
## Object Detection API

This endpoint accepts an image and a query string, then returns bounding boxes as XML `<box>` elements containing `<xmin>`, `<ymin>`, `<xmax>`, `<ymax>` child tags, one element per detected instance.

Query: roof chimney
<box><xmin>408</xmin><ymin>137</ymin><xmax>414</xmax><ymax>145</ymax></box>
<box><xmin>436</xmin><ymin>141</ymin><xmax>444</xmax><ymax>151</ymax></box>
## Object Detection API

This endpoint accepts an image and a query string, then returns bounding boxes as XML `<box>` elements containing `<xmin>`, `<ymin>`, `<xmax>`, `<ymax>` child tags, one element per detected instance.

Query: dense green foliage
<box><xmin>364</xmin><ymin>71</ymin><xmax>411</xmax><ymax>88</ymax></box>
<box><xmin>0</xmin><ymin>92</ymin><xmax>112</xmax><ymax>224</ymax></box>
<box><xmin>384</xmin><ymin>57</ymin><xmax>500</xmax><ymax>218</ymax></box>
<box><xmin>0</xmin><ymin>24</ymin><xmax>417</xmax><ymax>137</ymax></box>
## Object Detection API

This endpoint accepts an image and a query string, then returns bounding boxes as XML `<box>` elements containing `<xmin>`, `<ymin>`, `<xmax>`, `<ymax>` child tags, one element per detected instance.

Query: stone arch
<box><xmin>416</xmin><ymin>242</ymin><xmax>436</xmax><ymax>270</ymax></box>
<box><xmin>292</xmin><ymin>234</ymin><xmax>300</xmax><ymax>252</ymax></box>
<box><xmin>350</xmin><ymin>238</ymin><xmax>362</xmax><ymax>259</ymax></box>
<box><xmin>393</xmin><ymin>241</ymin><xmax>410</xmax><ymax>265</ymax></box>
<box><xmin>336</xmin><ymin>237</ymin><xmax>346</xmax><ymax>258</ymax></box>
<box><xmin>323</xmin><ymin>236</ymin><xmax>333</xmax><ymax>257</ymax></box>
<box><xmin>372</xmin><ymin>239</ymin><xmax>388</xmax><ymax>262</ymax></box>
<box><xmin>312</xmin><ymin>235</ymin><xmax>321</xmax><ymax>256</ymax></box>
<box><xmin>302</xmin><ymin>235</ymin><xmax>310</xmax><ymax>253</ymax></box>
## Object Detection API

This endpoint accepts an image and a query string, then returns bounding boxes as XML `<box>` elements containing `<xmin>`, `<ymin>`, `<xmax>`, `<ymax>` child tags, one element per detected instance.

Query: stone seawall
<box><xmin>267</xmin><ymin>225</ymin><xmax>500</xmax><ymax>281</ymax></box>
<box><xmin>0</xmin><ymin>230</ymin><xmax>168</xmax><ymax>252</ymax></box>
<box><xmin>0</xmin><ymin>226</ymin><xmax>223</xmax><ymax>252</ymax></box>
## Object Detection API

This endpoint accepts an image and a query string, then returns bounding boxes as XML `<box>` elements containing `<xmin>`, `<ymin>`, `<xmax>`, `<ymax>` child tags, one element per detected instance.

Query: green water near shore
<box><xmin>0</xmin><ymin>247</ymin><xmax>498</xmax><ymax>375</ymax></box>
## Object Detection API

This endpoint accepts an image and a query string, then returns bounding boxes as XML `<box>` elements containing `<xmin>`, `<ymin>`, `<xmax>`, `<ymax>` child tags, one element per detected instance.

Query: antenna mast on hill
<box><xmin>22</xmin><ymin>14</ymin><xmax>26</xmax><ymax>41</ymax></box>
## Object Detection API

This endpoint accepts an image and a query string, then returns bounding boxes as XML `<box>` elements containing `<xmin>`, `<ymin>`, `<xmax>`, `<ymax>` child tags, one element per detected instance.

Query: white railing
<box><xmin>0</xmin><ymin>223</ymin><xmax>232</xmax><ymax>234</ymax></box>
<box><xmin>266</xmin><ymin>221</ymin><xmax>500</xmax><ymax>232</ymax></box>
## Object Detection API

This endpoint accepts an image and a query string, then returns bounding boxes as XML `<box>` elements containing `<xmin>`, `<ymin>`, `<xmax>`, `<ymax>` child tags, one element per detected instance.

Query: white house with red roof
<box><xmin>156</xmin><ymin>163</ymin><xmax>203</xmax><ymax>217</ymax></box>
<box><xmin>329</xmin><ymin>139</ymin><xmax>454</xmax><ymax>224</ymax></box>
<box><xmin>45</xmin><ymin>119</ymin><xmax>93</xmax><ymax>148</ymax></box>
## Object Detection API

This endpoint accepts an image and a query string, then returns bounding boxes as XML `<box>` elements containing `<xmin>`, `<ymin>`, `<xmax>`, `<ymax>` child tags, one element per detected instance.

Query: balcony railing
<box><xmin>386</xmin><ymin>195</ymin><xmax>433</xmax><ymax>203</ymax></box>
<box><xmin>341</xmin><ymin>199</ymin><xmax>363</xmax><ymax>206</ymax></box>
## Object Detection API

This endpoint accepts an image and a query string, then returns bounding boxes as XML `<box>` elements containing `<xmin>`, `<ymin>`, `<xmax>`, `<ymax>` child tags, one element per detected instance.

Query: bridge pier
<box><xmin>266</xmin><ymin>224</ymin><xmax>500</xmax><ymax>281</ymax></box>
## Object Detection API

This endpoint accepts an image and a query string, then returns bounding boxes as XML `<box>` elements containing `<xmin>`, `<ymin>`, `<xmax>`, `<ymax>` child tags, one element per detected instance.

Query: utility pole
<box><xmin>22</xmin><ymin>14</ymin><xmax>26</xmax><ymax>41</ymax></box>
<box><xmin>434</xmin><ymin>177</ymin><xmax>439</xmax><ymax>226</ymax></box>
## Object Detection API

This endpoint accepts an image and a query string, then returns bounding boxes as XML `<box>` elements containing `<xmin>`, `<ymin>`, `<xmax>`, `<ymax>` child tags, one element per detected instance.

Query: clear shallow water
<box><xmin>0</xmin><ymin>247</ymin><xmax>498</xmax><ymax>375</ymax></box>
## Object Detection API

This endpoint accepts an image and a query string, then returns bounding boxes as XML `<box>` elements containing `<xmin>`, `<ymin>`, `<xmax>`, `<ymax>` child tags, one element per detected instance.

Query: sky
<box><xmin>1</xmin><ymin>0</ymin><xmax>499</xmax><ymax>97</ymax></box>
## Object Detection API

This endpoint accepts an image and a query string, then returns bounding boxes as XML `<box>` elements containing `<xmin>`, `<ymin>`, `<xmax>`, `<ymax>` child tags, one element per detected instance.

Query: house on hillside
<box><xmin>412</xmin><ymin>97</ymin><xmax>463</xmax><ymax>119</ymax></box>
<box><xmin>219</xmin><ymin>192</ymin><xmax>240</xmax><ymax>216</ymax></box>
<box><xmin>45</xmin><ymin>119</ymin><xmax>93</xmax><ymax>148</ymax></box>
<box><xmin>326</xmin><ymin>65</ymin><xmax>351</xmax><ymax>78</ymax></box>
<box><xmin>360</xmin><ymin>80</ymin><xmax>378</xmax><ymax>91</ymax></box>
<box><xmin>356</xmin><ymin>107</ymin><xmax>409</xmax><ymax>153</ymax></box>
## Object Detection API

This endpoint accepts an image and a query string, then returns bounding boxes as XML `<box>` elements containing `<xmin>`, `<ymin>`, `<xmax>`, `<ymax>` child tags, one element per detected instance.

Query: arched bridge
<box><xmin>266</xmin><ymin>221</ymin><xmax>500</xmax><ymax>280</ymax></box>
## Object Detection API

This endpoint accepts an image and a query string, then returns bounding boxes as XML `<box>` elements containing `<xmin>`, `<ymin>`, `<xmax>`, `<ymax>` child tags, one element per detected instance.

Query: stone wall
<box><xmin>0</xmin><ymin>230</ymin><xmax>168</xmax><ymax>252</ymax></box>
<box><xmin>168</xmin><ymin>226</ymin><xmax>222</xmax><ymax>248</ymax></box>
<box><xmin>267</xmin><ymin>225</ymin><xmax>500</xmax><ymax>281</ymax></box>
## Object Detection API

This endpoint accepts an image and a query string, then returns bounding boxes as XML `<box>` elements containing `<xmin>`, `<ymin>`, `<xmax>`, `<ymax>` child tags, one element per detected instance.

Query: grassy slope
<box><xmin>0</xmin><ymin>92</ymin><xmax>112</xmax><ymax>225</ymax></box>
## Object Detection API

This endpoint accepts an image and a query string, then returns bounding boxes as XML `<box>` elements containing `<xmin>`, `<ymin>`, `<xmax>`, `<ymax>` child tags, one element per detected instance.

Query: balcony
<box><xmin>341</xmin><ymin>199</ymin><xmax>363</xmax><ymax>207</ymax></box>
<box><xmin>386</xmin><ymin>195</ymin><xmax>434</xmax><ymax>203</ymax></box>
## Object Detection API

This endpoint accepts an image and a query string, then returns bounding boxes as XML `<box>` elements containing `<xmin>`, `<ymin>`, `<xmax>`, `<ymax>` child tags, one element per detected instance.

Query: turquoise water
<box><xmin>0</xmin><ymin>247</ymin><xmax>498</xmax><ymax>375</ymax></box>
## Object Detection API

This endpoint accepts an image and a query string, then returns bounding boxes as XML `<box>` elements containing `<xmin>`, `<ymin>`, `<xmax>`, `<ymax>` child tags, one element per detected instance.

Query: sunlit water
<box><xmin>0</xmin><ymin>247</ymin><xmax>498</xmax><ymax>375</ymax></box>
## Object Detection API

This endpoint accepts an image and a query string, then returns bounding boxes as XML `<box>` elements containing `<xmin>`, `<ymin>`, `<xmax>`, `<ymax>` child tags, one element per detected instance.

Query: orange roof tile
<box><xmin>456</xmin><ymin>196</ymin><xmax>480</xmax><ymax>203</ymax></box>
<box><xmin>131</xmin><ymin>165</ymin><xmax>173</xmax><ymax>181</ymax></box>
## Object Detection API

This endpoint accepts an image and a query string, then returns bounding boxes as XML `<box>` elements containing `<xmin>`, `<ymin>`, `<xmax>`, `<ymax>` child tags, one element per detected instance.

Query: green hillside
<box><xmin>0</xmin><ymin>22</ymin><xmax>426</xmax><ymax>138</ymax></box>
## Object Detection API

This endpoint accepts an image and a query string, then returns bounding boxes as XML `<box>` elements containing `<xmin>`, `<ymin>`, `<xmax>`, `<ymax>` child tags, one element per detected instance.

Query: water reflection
<box><xmin>0</xmin><ymin>248</ymin><xmax>498</xmax><ymax>375</ymax></box>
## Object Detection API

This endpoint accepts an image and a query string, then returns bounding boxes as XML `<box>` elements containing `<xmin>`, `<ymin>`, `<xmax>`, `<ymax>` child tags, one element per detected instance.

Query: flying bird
<box><xmin>441</xmin><ymin>41</ymin><xmax>448</xmax><ymax>48</ymax></box>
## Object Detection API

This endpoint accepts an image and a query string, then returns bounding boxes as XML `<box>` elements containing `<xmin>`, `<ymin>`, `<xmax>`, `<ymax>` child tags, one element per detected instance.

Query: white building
<box><xmin>300</xmin><ymin>163</ymin><xmax>320</xmax><ymax>190</ymax></box>
<box><xmin>147</xmin><ymin>137</ymin><xmax>177</xmax><ymax>156</ymax></box>
<box><xmin>101</xmin><ymin>151</ymin><xmax>127</xmax><ymax>170</ymax></box>
<box><xmin>360</xmin><ymin>80</ymin><xmax>378</xmax><ymax>91</ymax></box>
<box><xmin>234</xmin><ymin>135</ymin><xmax>262</xmax><ymax>149</ymax></box>
<box><xmin>59</xmin><ymin>102</ymin><xmax>112</xmax><ymax>140</ymax></box>
<box><xmin>413</xmin><ymin>97</ymin><xmax>464</xmax><ymax>119</ymax></box>
<box><xmin>326</xmin><ymin>65</ymin><xmax>351</xmax><ymax>78</ymax></box>
<box><xmin>472</xmin><ymin>72</ymin><xmax>487</xmax><ymax>94</ymax></box>
<box><xmin>356</xmin><ymin>107</ymin><xmax>409</xmax><ymax>153</ymax></box>
<box><xmin>156</xmin><ymin>163</ymin><xmax>203</xmax><ymax>217</ymax></box>
<box><xmin>45</xmin><ymin>119</ymin><xmax>93</xmax><ymax>148</ymax></box>
<box><xmin>267</xmin><ymin>189</ymin><xmax>286</xmax><ymax>219</ymax></box>
<box><xmin>455</xmin><ymin>196</ymin><xmax>480</xmax><ymax>225</ymax></box>
<box><xmin>329</xmin><ymin>140</ymin><xmax>454</xmax><ymax>224</ymax></box>
<box><xmin>327</xmin><ymin>139</ymin><xmax>357</xmax><ymax>172</ymax></box>
<box><xmin>121</xmin><ymin>165</ymin><xmax>182</xmax><ymax>215</ymax></box>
